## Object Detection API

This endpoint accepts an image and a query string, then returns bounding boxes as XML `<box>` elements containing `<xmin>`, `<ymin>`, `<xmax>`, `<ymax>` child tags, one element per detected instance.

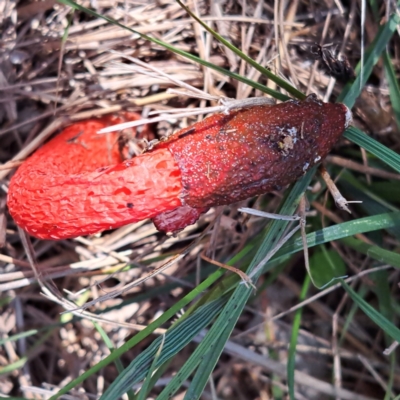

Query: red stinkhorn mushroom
<box><xmin>7</xmin><ymin>95</ymin><xmax>351</xmax><ymax>240</ymax></box>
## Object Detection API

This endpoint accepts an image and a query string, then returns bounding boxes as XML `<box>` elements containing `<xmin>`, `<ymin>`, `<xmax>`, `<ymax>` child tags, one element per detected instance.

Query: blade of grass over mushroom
<box><xmin>340</xmin><ymin>280</ymin><xmax>400</xmax><ymax>343</ymax></box>
<box><xmin>175</xmin><ymin>0</ymin><xmax>305</xmax><ymax>100</ymax></box>
<box><xmin>155</xmin><ymin>171</ymin><xmax>316</xmax><ymax>400</ymax></box>
<box><xmin>344</xmin><ymin>127</ymin><xmax>400</xmax><ymax>174</ymax></box>
<box><xmin>57</xmin><ymin>0</ymin><xmax>289</xmax><ymax>101</ymax></box>
<box><xmin>337</xmin><ymin>12</ymin><xmax>400</xmax><ymax>108</ymax></box>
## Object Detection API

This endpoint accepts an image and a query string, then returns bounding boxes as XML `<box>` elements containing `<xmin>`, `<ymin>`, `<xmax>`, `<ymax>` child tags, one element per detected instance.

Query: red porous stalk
<box><xmin>7</xmin><ymin>95</ymin><xmax>351</xmax><ymax>240</ymax></box>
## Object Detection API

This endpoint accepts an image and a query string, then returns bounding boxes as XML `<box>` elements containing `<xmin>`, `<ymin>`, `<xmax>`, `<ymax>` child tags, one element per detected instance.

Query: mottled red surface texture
<box><xmin>7</xmin><ymin>114</ymin><xmax>183</xmax><ymax>239</ymax></box>
<box><xmin>162</xmin><ymin>94</ymin><xmax>349</xmax><ymax>208</ymax></box>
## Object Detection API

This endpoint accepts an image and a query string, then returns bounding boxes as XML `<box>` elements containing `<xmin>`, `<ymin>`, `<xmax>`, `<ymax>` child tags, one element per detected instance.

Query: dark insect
<box><xmin>311</xmin><ymin>43</ymin><xmax>355</xmax><ymax>82</ymax></box>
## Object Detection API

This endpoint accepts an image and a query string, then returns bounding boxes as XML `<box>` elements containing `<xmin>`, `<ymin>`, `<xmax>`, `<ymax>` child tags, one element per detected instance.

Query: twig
<box><xmin>319</xmin><ymin>165</ymin><xmax>362</xmax><ymax>213</ymax></box>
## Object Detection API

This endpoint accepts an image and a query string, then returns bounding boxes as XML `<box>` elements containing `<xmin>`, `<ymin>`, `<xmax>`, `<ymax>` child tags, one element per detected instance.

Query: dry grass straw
<box><xmin>0</xmin><ymin>0</ymin><xmax>399</xmax><ymax>399</ymax></box>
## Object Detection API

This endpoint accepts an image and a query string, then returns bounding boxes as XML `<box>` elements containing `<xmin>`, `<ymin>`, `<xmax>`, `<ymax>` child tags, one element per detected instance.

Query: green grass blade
<box><xmin>382</xmin><ymin>50</ymin><xmax>400</xmax><ymax>129</ymax></box>
<box><xmin>49</xmin><ymin>273</ymin><xmax>226</xmax><ymax>399</ymax></box>
<box><xmin>0</xmin><ymin>329</ymin><xmax>53</xmax><ymax>375</ymax></box>
<box><xmin>337</xmin><ymin>12</ymin><xmax>400</xmax><ymax>108</ymax></box>
<box><xmin>92</xmin><ymin>322</ymin><xmax>135</xmax><ymax>400</ymax></box>
<box><xmin>340</xmin><ymin>237</ymin><xmax>400</xmax><ymax>268</ymax></box>
<box><xmin>0</xmin><ymin>329</ymin><xmax>39</xmax><ymax>345</ymax></box>
<box><xmin>100</xmin><ymin>296</ymin><xmax>228</xmax><ymax>399</ymax></box>
<box><xmin>339</xmin><ymin>285</ymin><xmax>368</xmax><ymax>346</ymax></box>
<box><xmin>344</xmin><ymin>127</ymin><xmax>400</xmax><ymax>173</ymax></box>
<box><xmin>176</xmin><ymin>0</ymin><xmax>305</xmax><ymax>100</ymax></box>
<box><xmin>337</xmin><ymin>175</ymin><xmax>400</xmax><ymax>238</ymax></box>
<box><xmin>135</xmin><ymin>361</ymin><xmax>171</xmax><ymax>400</ymax></box>
<box><xmin>340</xmin><ymin>280</ymin><xmax>400</xmax><ymax>342</ymax></box>
<box><xmin>183</xmin><ymin>328</ymin><xmax>231</xmax><ymax>400</ymax></box>
<box><xmin>93</xmin><ymin>322</ymin><xmax>125</xmax><ymax>375</ymax></box>
<box><xmin>368</xmin><ymin>0</ymin><xmax>379</xmax><ymax>16</ymax></box>
<box><xmin>373</xmin><ymin>271</ymin><xmax>396</xmax><ymax>400</ymax></box>
<box><xmin>136</xmin><ymin>335</ymin><xmax>165</xmax><ymax>400</ymax></box>
<box><xmin>277</xmin><ymin>211</ymin><xmax>400</xmax><ymax>258</ymax></box>
<box><xmin>52</xmin><ymin>237</ymin><xmax>269</xmax><ymax>399</ymax></box>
